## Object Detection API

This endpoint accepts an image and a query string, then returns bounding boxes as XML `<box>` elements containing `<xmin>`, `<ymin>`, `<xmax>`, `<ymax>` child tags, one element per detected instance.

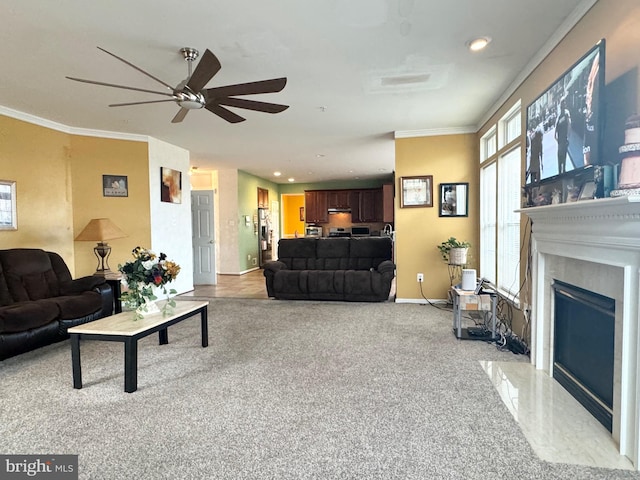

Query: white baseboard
<box><xmin>394</xmin><ymin>297</ymin><xmax>448</xmax><ymax>305</ymax></box>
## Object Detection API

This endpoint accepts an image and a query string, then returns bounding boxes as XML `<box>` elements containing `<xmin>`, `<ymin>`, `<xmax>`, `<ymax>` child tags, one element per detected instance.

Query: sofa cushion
<box><xmin>345</xmin><ymin>270</ymin><xmax>381</xmax><ymax>294</ymax></box>
<box><xmin>277</xmin><ymin>238</ymin><xmax>318</xmax><ymax>270</ymax></box>
<box><xmin>50</xmin><ymin>292</ymin><xmax>103</xmax><ymax>320</ymax></box>
<box><xmin>0</xmin><ymin>300</ymin><xmax>60</xmax><ymax>333</ymax></box>
<box><xmin>316</xmin><ymin>238</ymin><xmax>350</xmax><ymax>270</ymax></box>
<box><xmin>273</xmin><ymin>270</ymin><xmax>308</xmax><ymax>295</ymax></box>
<box><xmin>0</xmin><ymin>262</ymin><xmax>12</xmax><ymax>307</ymax></box>
<box><xmin>348</xmin><ymin>237</ymin><xmax>392</xmax><ymax>270</ymax></box>
<box><xmin>307</xmin><ymin>270</ymin><xmax>345</xmax><ymax>295</ymax></box>
<box><xmin>0</xmin><ymin>249</ymin><xmax>60</xmax><ymax>302</ymax></box>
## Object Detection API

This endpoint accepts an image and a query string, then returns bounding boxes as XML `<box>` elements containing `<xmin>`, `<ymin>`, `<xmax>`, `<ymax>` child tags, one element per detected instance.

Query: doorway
<box><xmin>191</xmin><ymin>190</ymin><xmax>217</xmax><ymax>285</ymax></box>
<box><xmin>281</xmin><ymin>194</ymin><xmax>305</xmax><ymax>238</ymax></box>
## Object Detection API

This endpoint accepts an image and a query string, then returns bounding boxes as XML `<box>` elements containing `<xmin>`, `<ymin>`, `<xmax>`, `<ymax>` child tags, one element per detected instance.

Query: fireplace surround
<box><xmin>521</xmin><ymin>196</ymin><xmax>640</xmax><ymax>468</ymax></box>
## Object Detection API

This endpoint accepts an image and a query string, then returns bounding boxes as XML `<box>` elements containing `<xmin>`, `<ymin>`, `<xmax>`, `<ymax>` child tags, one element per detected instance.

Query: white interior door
<box><xmin>191</xmin><ymin>191</ymin><xmax>216</xmax><ymax>285</ymax></box>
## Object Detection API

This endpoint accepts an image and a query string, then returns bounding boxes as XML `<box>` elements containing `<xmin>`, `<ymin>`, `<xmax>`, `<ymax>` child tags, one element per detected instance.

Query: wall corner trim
<box><xmin>0</xmin><ymin>105</ymin><xmax>149</xmax><ymax>143</ymax></box>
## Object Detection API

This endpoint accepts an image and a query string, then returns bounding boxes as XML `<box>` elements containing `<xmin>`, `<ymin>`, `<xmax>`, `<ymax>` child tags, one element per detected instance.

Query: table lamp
<box><xmin>75</xmin><ymin>218</ymin><xmax>127</xmax><ymax>274</ymax></box>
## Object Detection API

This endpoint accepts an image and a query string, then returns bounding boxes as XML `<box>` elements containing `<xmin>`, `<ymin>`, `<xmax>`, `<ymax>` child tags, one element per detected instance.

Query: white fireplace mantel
<box><xmin>520</xmin><ymin>195</ymin><xmax>640</xmax><ymax>468</ymax></box>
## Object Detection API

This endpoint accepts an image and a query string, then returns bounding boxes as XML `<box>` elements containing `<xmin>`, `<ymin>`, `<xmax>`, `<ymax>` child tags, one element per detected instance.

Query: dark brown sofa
<box><xmin>0</xmin><ymin>248</ymin><xmax>113</xmax><ymax>360</ymax></box>
<box><xmin>263</xmin><ymin>237</ymin><xmax>395</xmax><ymax>302</ymax></box>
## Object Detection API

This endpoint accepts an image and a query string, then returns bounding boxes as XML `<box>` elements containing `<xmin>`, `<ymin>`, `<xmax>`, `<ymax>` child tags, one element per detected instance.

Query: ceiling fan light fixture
<box><xmin>467</xmin><ymin>37</ymin><xmax>491</xmax><ymax>52</ymax></box>
<box><xmin>175</xmin><ymin>90</ymin><xmax>205</xmax><ymax>109</ymax></box>
<box><xmin>66</xmin><ymin>46</ymin><xmax>288</xmax><ymax>124</ymax></box>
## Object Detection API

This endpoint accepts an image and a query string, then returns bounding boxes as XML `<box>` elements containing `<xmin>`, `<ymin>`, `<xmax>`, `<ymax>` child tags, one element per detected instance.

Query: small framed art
<box><xmin>103</xmin><ymin>175</ymin><xmax>128</xmax><ymax>197</ymax></box>
<box><xmin>0</xmin><ymin>179</ymin><xmax>17</xmax><ymax>230</ymax></box>
<box><xmin>161</xmin><ymin>167</ymin><xmax>182</xmax><ymax>204</ymax></box>
<box><xmin>439</xmin><ymin>183</ymin><xmax>469</xmax><ymax>217</ymax></box>
<box><xmin>400</xmin><ymin>176</ymin><xmax>433</xmax><ymax>208</ymax></box>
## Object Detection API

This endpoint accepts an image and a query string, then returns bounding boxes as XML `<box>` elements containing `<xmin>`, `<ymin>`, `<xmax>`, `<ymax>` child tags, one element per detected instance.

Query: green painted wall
<box><xmin>237</xmin><ymin>170</ymin><xmax>279</xmax><ymax>271</ymax></box>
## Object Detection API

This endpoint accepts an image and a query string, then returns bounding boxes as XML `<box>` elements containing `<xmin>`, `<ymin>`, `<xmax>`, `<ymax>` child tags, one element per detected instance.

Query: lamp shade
<box><xmin>75</xmin><ymin>218</ymin><xmax>127</xmax><ymax>241</ymax></box>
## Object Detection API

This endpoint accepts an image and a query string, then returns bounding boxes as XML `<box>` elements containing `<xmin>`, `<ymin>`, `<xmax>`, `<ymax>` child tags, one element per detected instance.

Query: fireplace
<box><xmin>521</xmin><ymin>196</ymin><xmax>640</xmax><ymax>469</ymax></box>
<box><xmin>552</xmin><ymin>280</ymin><xmax>615</xmax><ymax>432</ymax></box>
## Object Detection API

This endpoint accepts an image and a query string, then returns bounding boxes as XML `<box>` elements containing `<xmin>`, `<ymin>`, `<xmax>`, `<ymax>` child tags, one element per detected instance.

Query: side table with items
<box><xmin>94</xmin><ymin>271</ymin><xmax>123</xmax><ymax>314</ymax></box>
<box><xmin>451</xmin><ymin>285</ymin><xmax>497</xmax><ymax>340</ymax></box>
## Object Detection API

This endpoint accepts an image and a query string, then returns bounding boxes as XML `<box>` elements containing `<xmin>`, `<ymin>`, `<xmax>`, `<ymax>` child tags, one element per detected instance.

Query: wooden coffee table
<box><xmin>68</xmin><ymin>300</ymin><xmax>209</xmax><ymax>393</ymax></box>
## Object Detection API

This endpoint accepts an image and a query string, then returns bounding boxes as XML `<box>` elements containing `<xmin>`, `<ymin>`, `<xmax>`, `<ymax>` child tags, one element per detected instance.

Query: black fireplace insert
<box><xmin>553</xmin><ymin>280</ymin><xmax>615</xmax><ymax>431</ymax></box>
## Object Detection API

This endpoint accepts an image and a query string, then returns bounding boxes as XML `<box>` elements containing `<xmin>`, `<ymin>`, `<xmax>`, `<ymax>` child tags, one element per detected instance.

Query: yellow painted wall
<box><xmin>282</xmin><ymin>194</ymin><xmax>304</xmax><ymax>238</ymax></box>
<box><xmin>394</xmin><ymin>134</ymin><xmax>479</xmax><ymax>301</ymax></box>
<box><xmin>69</xmin><ymin>135</ymin><xmax>151</xmax><ymax>277</ymax></box>
<box><xmin>0</xmin><ymin>115</ymin><xmax>75</xmax><ymax>264</ymax></box>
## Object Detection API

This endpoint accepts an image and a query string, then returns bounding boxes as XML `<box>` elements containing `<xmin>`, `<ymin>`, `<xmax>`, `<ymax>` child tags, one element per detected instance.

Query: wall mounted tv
<box><xmin>525</xmin><ymin>39</ymin><xmax>605</xmax><ymax>186</ymax></box>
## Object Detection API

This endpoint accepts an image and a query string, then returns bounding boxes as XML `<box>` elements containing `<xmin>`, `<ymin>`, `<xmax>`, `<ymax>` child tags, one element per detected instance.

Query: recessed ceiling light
<box><xmin>288</xmin><ymin>177</ymin><xmax>295</xmax><ymax>182</ymax></box>
<box><xmin>467</xmin><ymin>37</ymin><xmax>491</xmax><ymax>52</ymax></box>
<box><xmin>273</xmin><ymin>171</ymin><xmax>282</xmax><ymax>177</ymax></box>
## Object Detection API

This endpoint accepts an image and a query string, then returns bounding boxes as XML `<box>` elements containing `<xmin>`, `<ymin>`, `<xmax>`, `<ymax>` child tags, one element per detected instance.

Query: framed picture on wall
<box><xmin>400</xmin><ymin>176</ymin><xmax>433</xmax><ymax>208</ymax></box>
<box><xmin>161</xmin><ymin>167</ymin><xmax>182</xmax><ymax>204</ymax></box>
<box><xmin>439</xmin><ymin>183</ymin><xmax>469</xmax><ymax>217</ymax></box>
<box><xmin>103</xmin><ymin>175</ymin><xmax>128</xmax><ymax>197</ymax></box>
<box><xmin>0</xmin><ymin>179</ymin><xmax>17</xmax><ymax>230</ymax></box>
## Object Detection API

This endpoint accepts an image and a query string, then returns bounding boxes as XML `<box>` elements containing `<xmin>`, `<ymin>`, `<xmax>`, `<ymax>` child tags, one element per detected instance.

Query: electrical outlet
<box><xmin>247</xmin><ymin>254</ymin><xmax>251</xmax><ymax>261</ymax></box>
<box><xmin>417</xmin><ymin>273</ymin><xmax>424</xmax><ymax>283</ymax></box>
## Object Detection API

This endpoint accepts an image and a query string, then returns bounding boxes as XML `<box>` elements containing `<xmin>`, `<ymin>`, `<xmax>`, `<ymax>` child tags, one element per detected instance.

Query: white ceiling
<box><xmin>0</xmin><ymin>0</ymin><xmax>594</xmax><ymax>184</ymax></box>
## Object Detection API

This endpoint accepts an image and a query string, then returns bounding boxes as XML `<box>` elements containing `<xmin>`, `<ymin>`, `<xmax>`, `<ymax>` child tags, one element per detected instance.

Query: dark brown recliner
<box><xmin>0</xmin><ymin>248</ymin><xmax>113</xmax><ymax>360</ymax></box>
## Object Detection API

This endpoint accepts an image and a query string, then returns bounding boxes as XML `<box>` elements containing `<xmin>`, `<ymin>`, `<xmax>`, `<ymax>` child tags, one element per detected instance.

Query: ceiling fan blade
<box><xmin>186</xmin><ymin>49</ymin><xmax>221</xmax><ymax>92</ymax></box>
<box><xmin>66</xmin><ymin>77</ymin><xmax>174</xmax><ymax>97</ymax></box>
<box><xmin>205</xmin><ymin>103</ymin><xmax>246</xmax><ymax>123</ymax></box>
<box><xmin>97</xmin><ymin>47</ymin><xmax>174</xmax><ymax>91</ymax></box>
<box><xmin>109</xmin><ymin>99</ymin><xmax>177</xmax><ymax>107</ymax></box>
<box><xmin>204</xmin><ymin>77</ymin><xmax>287</xmax><ymax>98</ymax></box>
<box><xmin>217</xmin><ymin>97</ymin><xmax>289</xmax><ymax>114</ymax></box>
<box><xmin>171</xmin><ymin>108</ymin><xmax>189</xmax><ymax>123</ymax></box>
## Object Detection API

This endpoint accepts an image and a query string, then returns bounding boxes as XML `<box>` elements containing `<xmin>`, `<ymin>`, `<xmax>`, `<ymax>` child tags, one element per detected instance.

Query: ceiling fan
<box><xmin>66</xmin><ymin>46</ymin><xmax>289</xmax><ymax>124</ymax></box>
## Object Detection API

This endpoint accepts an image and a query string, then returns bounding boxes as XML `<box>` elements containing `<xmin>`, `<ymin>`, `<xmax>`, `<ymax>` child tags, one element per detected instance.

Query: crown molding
<box><xmin>0</xmin><ymin>105</ymin><xmax>149</xmax><ymax>143</ymax></box>
<box><xmin>476</xmin><ymin>0</ymin><xmax>599</xmax><ymax>130</ymax></box>
<box><xmin>394</xmin><ymin>126</ymin><xmax>476</xmax><ymax>139</ymax></box>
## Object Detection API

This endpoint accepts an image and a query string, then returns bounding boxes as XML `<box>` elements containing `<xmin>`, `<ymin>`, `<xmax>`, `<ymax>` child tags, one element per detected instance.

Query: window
<box><xmin>480</xmin><ymin>101</ymin><xmax>522</xmax><ymax>301</ymax></box>
<box><xmin>480</xmin><ymin>163</ymin><xmax>496</xmax><ymax>284</ymax></box>
<box><xmin>481</xmin><ymin>126</ymin><xmax>497</xmax><ymax>162</ymax></box>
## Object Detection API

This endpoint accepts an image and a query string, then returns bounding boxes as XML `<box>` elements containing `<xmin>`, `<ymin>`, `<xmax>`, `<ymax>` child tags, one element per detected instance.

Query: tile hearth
<box><xmin>482</xmin><ymin>361</ymin><xmax>633</xmax><ymax>470</ymax></box>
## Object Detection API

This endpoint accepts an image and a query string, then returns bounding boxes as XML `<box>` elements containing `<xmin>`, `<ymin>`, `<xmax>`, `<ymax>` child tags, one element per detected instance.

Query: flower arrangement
<box><xmin>118</xmin><ymin>247</ymin><xmax>181</xmax><ymax>318</ymax></box>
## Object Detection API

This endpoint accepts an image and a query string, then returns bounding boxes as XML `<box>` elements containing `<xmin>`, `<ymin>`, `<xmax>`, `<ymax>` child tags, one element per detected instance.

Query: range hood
<box><xmin>327</xmin><ymin>207</ymin><xmax>351</xmax><ymax>214</ymax></box>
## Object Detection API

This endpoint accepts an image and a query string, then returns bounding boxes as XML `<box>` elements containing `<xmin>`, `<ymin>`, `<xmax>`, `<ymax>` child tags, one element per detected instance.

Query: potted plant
<box><xmin>437</xmin><ymin>237</ymin><xmax>471</xmax><ymax>265</ymax></box>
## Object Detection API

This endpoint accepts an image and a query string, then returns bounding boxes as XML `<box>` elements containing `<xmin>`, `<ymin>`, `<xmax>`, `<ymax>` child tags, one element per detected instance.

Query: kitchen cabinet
<box><xmin>327</xmin><ymin>190</ymin><xmax>351</xmax><ymax>209</ymax></box>
<box><xmin>257</xmin><ymin>187</ymin><xmax>269</xmax><ymax>209</ymax></box>
<box><xmin>304</xmin><ymin>190</ymin><xmax>328</xmax><ymax>223</ymax></box>
<box><xmin>351</xmin><ymin>188</ymin><xmax>383</xmax><ymax>223</ymax></box>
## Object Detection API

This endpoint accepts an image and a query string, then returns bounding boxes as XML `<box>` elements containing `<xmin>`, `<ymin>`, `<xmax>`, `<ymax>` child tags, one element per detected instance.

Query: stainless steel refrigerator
<box><xmin>258</xmin><ymin>208</ymin><xmax>273</xmax><ymax>267</ymax></box>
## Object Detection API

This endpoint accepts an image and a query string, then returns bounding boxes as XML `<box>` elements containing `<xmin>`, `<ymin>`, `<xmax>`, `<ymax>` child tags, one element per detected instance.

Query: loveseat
<box><xmin>0</xmin><ymin>248</ymin><xmax>113</xmax><ymax>360</ymax></box>
<box><xmin>263</xmin><ymin>237</ymin><xmax>395</xmax><ymax>302</ymax></box>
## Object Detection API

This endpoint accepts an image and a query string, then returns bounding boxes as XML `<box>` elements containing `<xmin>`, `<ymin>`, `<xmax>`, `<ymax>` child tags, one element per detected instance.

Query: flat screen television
<box><xmin>525</xmin><ymin>39</ymin><xmax>605</xmax><ymax>186</ymax></box>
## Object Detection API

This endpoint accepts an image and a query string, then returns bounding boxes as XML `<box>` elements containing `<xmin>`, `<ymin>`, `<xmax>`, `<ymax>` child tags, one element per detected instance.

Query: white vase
<box><xmin>135</xmin><ymin>299</ymin><xmax>160</xmax><ymax>317</ymax></box>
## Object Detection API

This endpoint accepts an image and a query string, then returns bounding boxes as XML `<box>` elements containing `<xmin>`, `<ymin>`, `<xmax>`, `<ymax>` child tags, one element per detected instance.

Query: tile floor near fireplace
<box><xmin>482</xmin><ymin>361</ymin><xmax>634</xmax><ymax>470</ymax></box>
